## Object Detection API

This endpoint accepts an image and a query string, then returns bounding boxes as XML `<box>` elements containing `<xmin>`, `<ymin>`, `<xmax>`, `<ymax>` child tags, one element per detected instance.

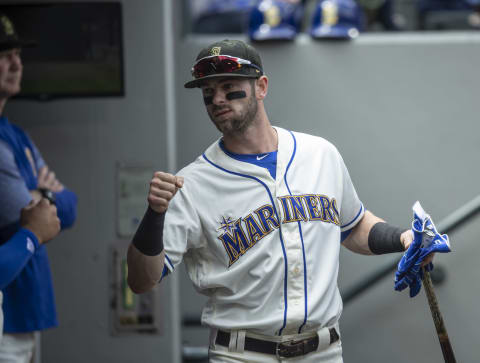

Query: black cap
<box><xmin>0</xmin><ymin>13</ymin><xmax>35</xmax><ymax>52</ymax></box>
<box><xmin>184</xmin><ymin>39</ymin><xmax>263</xmax><ymax>89</ymax></box>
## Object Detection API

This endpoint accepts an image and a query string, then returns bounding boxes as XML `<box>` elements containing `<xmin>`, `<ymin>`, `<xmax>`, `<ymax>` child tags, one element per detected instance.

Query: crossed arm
<box><xmin>0</xmin><ymin>199</ymin><xmax>60</xmax><ymax>289</ymax></box>
<box><xmin>0</xmin><ymin>139</ymin><xmax>77</xmax><ymax>289</ymax></box>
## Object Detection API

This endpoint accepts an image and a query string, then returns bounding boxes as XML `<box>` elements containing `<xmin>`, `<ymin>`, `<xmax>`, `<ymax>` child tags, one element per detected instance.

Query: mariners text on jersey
<box><xmin>218</xmin><ymin>194</ymin><xmax>340</xmax><ymax>266</ymax></box>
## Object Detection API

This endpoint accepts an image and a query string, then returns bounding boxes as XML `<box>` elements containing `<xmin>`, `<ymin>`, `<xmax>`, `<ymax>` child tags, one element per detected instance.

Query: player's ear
<box><xmin>255</xmin><ymin>76</ymin><xmax>268</xmax><ymax>100</ymax></box>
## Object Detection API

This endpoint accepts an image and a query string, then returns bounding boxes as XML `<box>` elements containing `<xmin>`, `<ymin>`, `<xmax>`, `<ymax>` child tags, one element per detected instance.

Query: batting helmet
<box><xmin>310</xmin><ymin>0</ymin><xmax>365</xmax><ymax>39</ymax></box>
<box><xmin>248</xmin><ymin>0</ymin><xmax>303</xmax><ymax>41</ymax></box>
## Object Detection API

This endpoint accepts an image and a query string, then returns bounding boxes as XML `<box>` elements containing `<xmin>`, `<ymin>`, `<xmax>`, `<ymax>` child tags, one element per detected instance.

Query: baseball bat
<box><xmin>422</xmin><ymin>267</ymin><xmax>456</xmax><ymax>363</ymax></box>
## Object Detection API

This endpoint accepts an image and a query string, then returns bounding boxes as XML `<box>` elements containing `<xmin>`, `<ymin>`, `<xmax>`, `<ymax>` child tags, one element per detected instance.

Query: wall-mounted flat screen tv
<box><xmin>1</xmin><ymin>2</ymin><xmax>124</xmax><ymax>100</ymax></box>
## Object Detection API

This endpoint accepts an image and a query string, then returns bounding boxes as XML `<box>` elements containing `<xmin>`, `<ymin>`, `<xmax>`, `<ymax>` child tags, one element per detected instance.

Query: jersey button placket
<box><xmin>276</xmin><ymin>173</ymin><xmax>304</xmax><ymax>332</ymax></box>
<box><xmin>284</xmin><ymin>224</ymin><xmax>305</xmax><ymax>332</ymax></box>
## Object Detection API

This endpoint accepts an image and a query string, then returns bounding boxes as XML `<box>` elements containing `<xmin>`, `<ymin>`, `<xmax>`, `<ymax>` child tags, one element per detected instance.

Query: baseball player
<box><xmin>127</xmin><ymin>39</ymin><xmax>434</xmax><ymax>362</ymax></box>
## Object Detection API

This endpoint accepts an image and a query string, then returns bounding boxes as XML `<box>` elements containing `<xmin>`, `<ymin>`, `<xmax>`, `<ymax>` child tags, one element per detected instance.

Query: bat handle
<box><xmin>422</xmin><ymin>268</ymin><xmax>456</xmax><ymax>363</ymax></box>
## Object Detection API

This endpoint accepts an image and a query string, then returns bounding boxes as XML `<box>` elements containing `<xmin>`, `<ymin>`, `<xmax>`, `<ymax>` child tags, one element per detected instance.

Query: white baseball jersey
<box><xmin>163</xmin><ymin>126</ymin><xmax>364</xmax><ymax>336</ymax></box>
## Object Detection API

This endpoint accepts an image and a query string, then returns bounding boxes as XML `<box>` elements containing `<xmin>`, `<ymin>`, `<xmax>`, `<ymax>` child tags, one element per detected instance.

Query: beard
<box><xmin>209</xmin><ymin>90</ymin><xmax>258</xmax><ymax>136</ymax></box>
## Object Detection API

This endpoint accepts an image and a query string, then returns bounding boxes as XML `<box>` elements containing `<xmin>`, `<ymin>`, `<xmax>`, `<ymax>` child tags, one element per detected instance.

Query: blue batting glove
<box><xmin>394</xmin><ymin>201</ymin><xmax>451</xmax><ymax>297</ymax></box>
<box><xmin>394</xmin><ymin>213</ymin><xmax>424</xmax><ymax>294</ymax></box>
<box><xmin>412</xmin><ymin>206</ymin><xmax>451</xmax><ymax>254</ymax></box>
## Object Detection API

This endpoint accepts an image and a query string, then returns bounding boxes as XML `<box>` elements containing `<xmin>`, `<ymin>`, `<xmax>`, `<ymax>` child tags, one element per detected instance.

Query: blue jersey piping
<box><xmin>165</xmin><ymin>254</ymin><xmax>174</xmax><ymax>271</ymax></box>
<box><xmin>202</xmin><ymin>153</ymin><xmax>289</xmax><ymax>336</ymax></box>
<box><xmin>341</xmin><ymin>204</ymin><xmax>364</xmax><ymax>229</ymax></box>
<box><xmin>283</xmin><ymin>131</ymin><xmax>309</xmax><ymax>334</ymax></box>
<box><xmin>160</xmin><ymin>254</ymin><xmax>175</xmax><ymax>282</ymax></box>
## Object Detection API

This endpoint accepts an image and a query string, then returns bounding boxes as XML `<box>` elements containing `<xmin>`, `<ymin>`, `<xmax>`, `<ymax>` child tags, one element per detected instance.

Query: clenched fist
<box><xmin>148</xmin><ymin>172</ymin><xmax>184</xmax><ymax>213</ymax></box>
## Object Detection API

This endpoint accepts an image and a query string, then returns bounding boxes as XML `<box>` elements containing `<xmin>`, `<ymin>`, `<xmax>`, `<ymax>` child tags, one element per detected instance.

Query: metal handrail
<box><xmin>182</xmin><ymin>195</ymin><xmax>480</xmax><ymax>360</ymax></box>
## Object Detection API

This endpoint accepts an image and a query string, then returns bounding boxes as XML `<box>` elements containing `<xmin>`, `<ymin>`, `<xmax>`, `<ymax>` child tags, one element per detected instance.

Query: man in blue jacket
<box><xmin>0</xmin><ymin>13</ymin><xmax>77</xmax><ymax>362</ymax></box>
<box><xmin>1</xmin><ymin>199</ymin><xmax>61</xmax><ymax>342</ymax></box>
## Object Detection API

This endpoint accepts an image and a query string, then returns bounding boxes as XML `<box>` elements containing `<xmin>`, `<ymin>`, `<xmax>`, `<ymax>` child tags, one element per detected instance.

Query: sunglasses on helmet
<box><xmin>191</xmin><ymin>55</ymin><xmax>262</xmax><ymax>79</ymax></box>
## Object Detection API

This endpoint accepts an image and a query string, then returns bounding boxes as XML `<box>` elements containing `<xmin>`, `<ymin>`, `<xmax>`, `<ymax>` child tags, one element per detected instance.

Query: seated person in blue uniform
<box><xmin>0</xmin><ymin>13</ymin><xmax>78</xmax><ymax>362</ymax></box>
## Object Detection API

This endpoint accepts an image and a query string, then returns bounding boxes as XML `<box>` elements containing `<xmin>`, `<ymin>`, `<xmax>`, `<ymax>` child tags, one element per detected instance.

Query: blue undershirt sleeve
<box><xmin>0</xmin><ymin>228</ymin><xmax>39</xmax><ymax>290</ymax></box>
<box><xmin>54</xmin><ymin>189</ymin><xmax>77</xmax><ymax>229</ymax></box>
<box><xmin>340</xmin><ymin>229</ymin><xmax>353</xmax><ymax>243</ymax></box>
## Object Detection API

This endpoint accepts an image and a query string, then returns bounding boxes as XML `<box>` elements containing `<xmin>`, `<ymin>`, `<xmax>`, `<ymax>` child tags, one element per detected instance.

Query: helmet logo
<box><xmin>265</xmin><ymin>5</ymin><xmax>281</xmax><ymax>27</ymax></box>
<box><xmin>322</xmin><ymin>1</ymin><xmax>339</xmax><ymax>26</ymax></box>
<box><xmin>1</xmin><ymin>15</ymin><xmax>15</xmax><ymax>36</ymax></box>
<box><xmin>210</xmin><ymin>47</ymin><xmax>221</xmax><ymax>56</ymax></box>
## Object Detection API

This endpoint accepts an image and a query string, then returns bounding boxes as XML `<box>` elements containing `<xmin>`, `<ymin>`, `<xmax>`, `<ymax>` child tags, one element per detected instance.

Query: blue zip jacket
<box><xmin>0</xmin><ymin>116</ymin><xmax>77</xmax><ymax>332</ymax></box>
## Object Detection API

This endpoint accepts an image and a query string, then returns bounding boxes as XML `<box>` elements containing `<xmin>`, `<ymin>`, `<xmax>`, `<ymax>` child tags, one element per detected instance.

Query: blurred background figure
<box><xmin>310</xmin><ymin>0</ymin><xmax>365</xmax><ymax>39</ymax></box>
<box><xmin>190</xmin><ymin>0</ymin><xmax>257</xmax><ymax>33</ymax></box>
<box><xmin>0</xmin><ymin>13</ymin><xmax>77</xmax><ymax>363</ymax></box>
<box><xmin>417</xmin><ymin>0</ymin><xmax>480</xmax><ymax>29</ymax></box>
<box><xmin>355</xmin><ymin>0</ymin><xmax>406</xmax><ymax>30</ymax></box>
<box><xmin>249</xmin><ymin>0</ymin><xmax>304</xmax><ymax>41</ymax></box>
<box><xmin>468</xmin><ymin>0</ymin><xmax>480</xmax><ymax>27</ymax></box>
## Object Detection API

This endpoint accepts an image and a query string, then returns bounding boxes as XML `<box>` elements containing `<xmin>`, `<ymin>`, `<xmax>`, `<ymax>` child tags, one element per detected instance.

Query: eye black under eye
<box><xmin>203</xmin><ymin>96</ymin><xmax>213</xmax><ymax>105</ymax></box>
